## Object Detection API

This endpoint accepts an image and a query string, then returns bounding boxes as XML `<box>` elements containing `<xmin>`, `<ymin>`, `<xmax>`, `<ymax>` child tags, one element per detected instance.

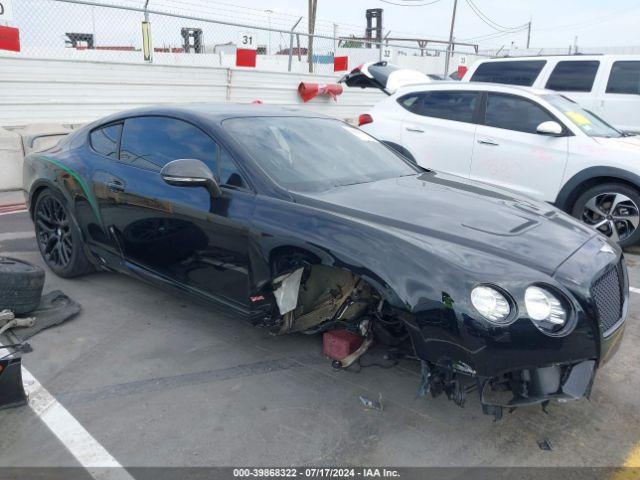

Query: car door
<box><xmin>470</xmin><ymin>92</ymin><xmax>569</xmax><ymax>202</ymax></box>
<box><xmin>400</xmin><ymin>90</ymin><xmax>481</xmax><ymax>177</ymax></box>
<box><xmin>83</xmin><ymin>121</ymin><xmax>128</xmax><ymax>266</ymax></box>
<box><xmin>93</xmin><ymin>115</ymin><xmax>253</xmax><ymax>310</ymax></box>
<box><xmin>601</xmin><ymin>60</ymin><xmax>640</xmax><ymax>132</ymax></box>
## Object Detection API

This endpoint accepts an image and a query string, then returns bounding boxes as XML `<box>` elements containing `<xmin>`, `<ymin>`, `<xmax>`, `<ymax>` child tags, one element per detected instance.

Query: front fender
<box><xmin>555</xmin><ymin>166</ymin><xmax>640</xmax><ymax>211</ymax></box>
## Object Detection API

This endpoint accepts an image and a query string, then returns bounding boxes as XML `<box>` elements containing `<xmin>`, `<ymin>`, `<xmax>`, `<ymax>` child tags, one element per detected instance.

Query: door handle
<box><xmin>477</xmin><ymin>139</ymin><xmax>499</xmax><ymax>146</ymax></box>
<box><xmin>106</xmin><ymin>180</ymin><xmax>125</xmax><ymax>192</ymax></box>
<box><xmin>405</xmin><ymin>127</ymin><xmax>425</xmax><ymax>133</ymax></box>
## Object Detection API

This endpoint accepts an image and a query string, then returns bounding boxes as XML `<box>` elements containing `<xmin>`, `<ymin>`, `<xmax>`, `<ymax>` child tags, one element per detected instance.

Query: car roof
<box><xmin>91</xmin><ymin>103</ymin><xmax>331</xmax><ymax>127</ymax></box>
<box><xmin>393</xmin><ymin>81</ymin><xmax>553</xmax><ymax>97</ymax></box>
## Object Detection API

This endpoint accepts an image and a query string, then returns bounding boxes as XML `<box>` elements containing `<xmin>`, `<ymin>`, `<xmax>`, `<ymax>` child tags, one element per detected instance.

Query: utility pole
<box><xmin>526</xmin><ymin>19</ymin><xmax>531</xmax><ymax>49</ymax></box>
<box><xmin>308</xmin><ymin>0</ymin><xmax>318</xmax><ymax>73</ymax></box>
<box><xmin>443</xmin><ymin>0</ymin><xmax>458</xmax><ymax>77</ymax></box>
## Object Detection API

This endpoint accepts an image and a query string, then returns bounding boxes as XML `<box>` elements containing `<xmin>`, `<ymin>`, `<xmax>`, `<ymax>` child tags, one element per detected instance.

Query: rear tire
<box><xmin>0</xmin><ymin>257</ymin><xmax>45</xmax><ymax>315</ymax></box>
<box><xmin>33</xmin><ymin>188</ymin><xmax>93</xmax><ymax>278</ymax></box>
<box><xmin>571</xmin><ymin>183</ymin><xmax>640</xmax><ymax>248</ymax></box>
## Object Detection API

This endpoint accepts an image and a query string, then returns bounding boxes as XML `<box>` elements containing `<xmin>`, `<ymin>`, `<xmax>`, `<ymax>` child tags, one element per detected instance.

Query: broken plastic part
<box><xmin>0</xmin><ymin>317</ymin><xmax>36</xmax><ymax>336</ymax></box>
<box><xmin>417</xmin><ymin>360</ymin><xmax>431</xmax><ymax>398</ymax></box>
<box><xmin>359</xmin><ymin>393</ymin><xmax>384</xmax><ymax>411</ymax></box>
<box><xmin>273</xmin><ymin>268</ymin><xmax>304</xmax><ymax>315</ymax></box>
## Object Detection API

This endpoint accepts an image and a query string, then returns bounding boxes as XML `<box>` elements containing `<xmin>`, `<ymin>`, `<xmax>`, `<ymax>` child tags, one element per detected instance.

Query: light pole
<box><xmin>265</xmin><ymin>9</ymin><xmax>273</xmax><ymax>55</ymax></box>
<box><xmin>444</xmin><ymin>0</ymin><xmax>458</xmax><ymax>77</ymax></box>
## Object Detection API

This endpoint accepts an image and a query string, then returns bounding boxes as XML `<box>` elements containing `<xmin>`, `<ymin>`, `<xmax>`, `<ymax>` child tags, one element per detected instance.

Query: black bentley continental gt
<box><xmin>23</xmin><ymin>104</ymin><xmax>628</xmax><ymax>418</ymax></box>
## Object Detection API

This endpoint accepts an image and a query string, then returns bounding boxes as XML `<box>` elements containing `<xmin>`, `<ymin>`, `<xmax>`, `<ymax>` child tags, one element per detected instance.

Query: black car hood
<box><xmin>294</xmin><ymin>172</ymin><xmax>596</xmax><ymax>274</ymax></box>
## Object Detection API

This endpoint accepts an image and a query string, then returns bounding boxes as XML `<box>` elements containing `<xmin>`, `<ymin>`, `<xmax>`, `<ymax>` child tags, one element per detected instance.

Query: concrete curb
<box><xmin>0</xmin><ymin>202</ymin><xmax>27</xmax><ymax>214</ymax></box>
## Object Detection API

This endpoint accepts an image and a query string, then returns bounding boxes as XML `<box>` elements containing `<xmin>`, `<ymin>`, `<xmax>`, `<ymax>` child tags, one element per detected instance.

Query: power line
<box><xmin>465</xmin><ymin>0</ymin><xmax>528</xmax><ymax>32</ymax></box>
<box><xmin>535</xmin><ymin>2</ymin><xmax>640</xmax><ymax>32</ymax></box>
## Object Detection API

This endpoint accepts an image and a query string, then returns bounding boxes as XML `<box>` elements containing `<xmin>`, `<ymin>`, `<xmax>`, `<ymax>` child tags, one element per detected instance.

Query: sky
<box><xmin>13</xmin><ymin>0</ymin><xmax>640</xmax><ymax>55</ymax></box>
<box><xmin>156</xmin><ymin>0</ymin><xmax>640</xmax><ymax>50</ymax></box>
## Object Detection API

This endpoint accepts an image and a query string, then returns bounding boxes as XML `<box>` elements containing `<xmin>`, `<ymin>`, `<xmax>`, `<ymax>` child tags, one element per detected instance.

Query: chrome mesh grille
<box><xmin>592</xmin><ymin>261</ymin><xmax>624</xmax><ymax>335</ymax></box>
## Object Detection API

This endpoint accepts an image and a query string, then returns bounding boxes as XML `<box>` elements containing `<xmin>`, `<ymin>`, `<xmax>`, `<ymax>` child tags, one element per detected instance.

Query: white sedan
<box><xmin>343</xmin><ymin>62</ymin><xmax>640</xmax><ymax>247</ymax></box>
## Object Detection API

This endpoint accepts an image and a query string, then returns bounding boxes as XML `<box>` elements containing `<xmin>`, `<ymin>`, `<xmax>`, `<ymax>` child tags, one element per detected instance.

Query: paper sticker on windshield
<box><xmin>342</xmin><ymin>125</ymin><xmax>376</xmax><ymax>142</ymax></box>
<box><xmin>565</xmin><ymin>111</ymin><xmax>591</xmax><ymax>126</ymax></box>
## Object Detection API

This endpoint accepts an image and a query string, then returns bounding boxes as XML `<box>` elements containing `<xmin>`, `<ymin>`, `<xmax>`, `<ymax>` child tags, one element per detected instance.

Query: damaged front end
<box><xmin>418</xmin><ymin>359</ymin><xmax>597</xmax><ymax>421</ymax></box>
<box><xmin>251</xmin><ymin>262</ymin><xmax>407</xmax><ymax>369</ymax></box>
<box><xmin>248</xmin><ymin>233</ymin><xmax>627</xmax><ymax>420</ymax></box>
<box><xmin>406</xmin><ymin>236</ymin><xmax>628</xmax><ymax>419</ymax></box>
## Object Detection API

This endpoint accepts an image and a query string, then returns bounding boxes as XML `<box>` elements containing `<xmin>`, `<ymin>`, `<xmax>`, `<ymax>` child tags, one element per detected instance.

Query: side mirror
<box><xmin>160</xmin><ymin>159</ymin><xmax>222</xmax><ymax>198</ymax></box>
<box><xmin>536</xmin><ymin>121</ymin><xmax>564</xmax><ymax>136</ymax></box>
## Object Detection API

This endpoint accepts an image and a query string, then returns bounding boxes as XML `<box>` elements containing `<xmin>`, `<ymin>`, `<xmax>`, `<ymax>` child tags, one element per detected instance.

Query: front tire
<box><xmin>33</xmin><ymin>188</ymin><xmax>93</xmax><ymax>278</ymax></box>
<box><xmin>571</xmin><ymin>183</ymin><xmax>640</xmax><ymax>248</ymax></box>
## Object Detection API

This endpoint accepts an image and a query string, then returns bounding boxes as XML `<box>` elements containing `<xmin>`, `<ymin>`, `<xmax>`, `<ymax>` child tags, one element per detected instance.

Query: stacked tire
<box><xmin>0</xmin><ymin>257</ymin><xmax>45</xmax><ymax>315</ymax></box>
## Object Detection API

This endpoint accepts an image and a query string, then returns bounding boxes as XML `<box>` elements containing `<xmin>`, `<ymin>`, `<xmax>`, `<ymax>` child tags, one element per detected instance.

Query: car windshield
<box><xmin>222</xmin><ymin>117</ymin><xmax>419</xmax><ymax>192</ymax></box>
<box><xmin>543</xmin><ymin>94</ymin><xmax>622</xmax><ymax>138</ymax></box>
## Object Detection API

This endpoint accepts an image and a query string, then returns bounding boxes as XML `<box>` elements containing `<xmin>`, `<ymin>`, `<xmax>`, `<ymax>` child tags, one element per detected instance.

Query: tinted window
<box><xmin>398</xmin><ymin>91</ymin><xmax>478</xmax><ymax>123</ymax></box>
<box><xmin>606</xmin><ymin>61</ymin><xmax>640</xmax><ymax>94</ymax></box>
<box><xmin>119</xmin><ymin>117</ymin><xmax>217</xmax><ymax>172</ymax></box>
<box><xmin>222</xmin><ymin>117</ymin><xmax>417</xmax><ymax>192</ymax></box>
<box><xmin>545</xmin><ymin>61</ymin><xmax>600</xmax><ymax>92</ymax></box>
<box><xmin>484</xmin><ymin>93</ymin><xmax>555</xmax><ymax>134</ymax></box>
<box><xmin>471</xmin><ymin>60</ymin><xmax>546</xmax><ymax>86</ymax></box>
<box><xmin>90</xmin><ymin>123</ymin><xmax>122</xmax><ymax>158</ymax></box>
<box><xmin>219</xmin><ymin>147</ymin><xmax>247</xmax><ymax>188</ymax></box>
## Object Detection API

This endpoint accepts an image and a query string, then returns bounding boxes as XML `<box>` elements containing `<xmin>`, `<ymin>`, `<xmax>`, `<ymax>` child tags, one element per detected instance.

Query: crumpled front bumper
<box><xmin>405</xmin><ymin>236</ymin><xmax>627</xmax><ymax>380</ymax></box>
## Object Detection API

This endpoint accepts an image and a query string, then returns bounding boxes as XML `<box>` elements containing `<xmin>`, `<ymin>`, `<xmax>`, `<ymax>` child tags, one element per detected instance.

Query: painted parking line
<box><xmin>19</xmin><ymin>365</ymin><xmax>135</xmax><ymax>480</ymax></box>
<box><xmin>630</xmin><ymin>287</ymin><xmax>640</xmax><ymax>295</ymax></box>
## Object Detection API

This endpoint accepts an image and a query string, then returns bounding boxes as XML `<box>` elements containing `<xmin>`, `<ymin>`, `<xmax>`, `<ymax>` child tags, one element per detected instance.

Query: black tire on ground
<box><xmin>571</xmin><ymin>182</ymin><xmax>640</xmax><ymax>248</ymax></box>
<box><xmin>33</xmin><ymin>188</ymin><xmax>94</xmax><ymax>278</ymax></box>
<box><xmin>0</xmin><ymin>257</ymin><xmax>45</xmax><ymax>315</ymax></box>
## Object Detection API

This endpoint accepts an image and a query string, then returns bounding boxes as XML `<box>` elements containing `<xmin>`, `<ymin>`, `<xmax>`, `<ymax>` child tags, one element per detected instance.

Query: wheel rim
<box><xmin>581</xmin><ymin>192</ymin><xmax>640</xmax><ymax>243</ymax></box>
<box><xmin>35</xmin><ymin>195</ymin><xmax>73</xmax><ymax>268</ymax></box>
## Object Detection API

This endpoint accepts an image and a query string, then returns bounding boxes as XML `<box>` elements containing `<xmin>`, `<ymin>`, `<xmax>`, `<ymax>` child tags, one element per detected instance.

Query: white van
<box><xmin>462</xmin><ymin>55</ymin><xmax>640</xmax><ymax>133</ymax></box>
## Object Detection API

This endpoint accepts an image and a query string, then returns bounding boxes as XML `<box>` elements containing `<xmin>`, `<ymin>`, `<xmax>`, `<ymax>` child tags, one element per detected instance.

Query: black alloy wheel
<box><xmin>33</xmin><ymin>189</ymin><xmax>93</xmax><ymax>278</ymax></box>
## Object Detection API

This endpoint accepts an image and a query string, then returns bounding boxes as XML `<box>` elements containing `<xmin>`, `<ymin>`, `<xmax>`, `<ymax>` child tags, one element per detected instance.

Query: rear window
<box><xmin>398</xmin><ymin>91</ymin><xmax>479</xmax><ymax>123</ymax></box>
<box><xmin>545</xmin><ymin>61</ymin><xmax>600</xmax><ymax>92</ymax></box>
<box><xmin>470</xmin><ymin>60</ymin><xmax>546</xmax><ymax>86</ymax></box>
<box><xmin>606</xmin><ymin>61</ymin><xmax>640</xmax><ymax>94</ymax></box>
<box><xmin>90</xmin><ymin>123</ymin><xmax>122</xmax><ymax>158</ymax></box>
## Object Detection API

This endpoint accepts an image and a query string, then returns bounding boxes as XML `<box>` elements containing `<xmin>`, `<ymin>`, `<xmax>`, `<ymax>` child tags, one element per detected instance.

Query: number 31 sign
<box><xmin>0</xmin><ymin>0</ymin><xmax>14</xmax><ymax>21</ymax></box>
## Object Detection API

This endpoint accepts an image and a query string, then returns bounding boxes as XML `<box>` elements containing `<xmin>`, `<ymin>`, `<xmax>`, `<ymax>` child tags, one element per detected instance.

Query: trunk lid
<box><xmin>339</xmin><ymin>61</ymin><xmax>431</xmax><ymax>95</ymax></box>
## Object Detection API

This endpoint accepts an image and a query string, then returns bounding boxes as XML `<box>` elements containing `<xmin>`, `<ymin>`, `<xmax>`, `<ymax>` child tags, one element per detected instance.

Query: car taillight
<box><xmin>358</xmin><ymin>114</ymin><xmax>373</xmax><ymax>126</ymax></box>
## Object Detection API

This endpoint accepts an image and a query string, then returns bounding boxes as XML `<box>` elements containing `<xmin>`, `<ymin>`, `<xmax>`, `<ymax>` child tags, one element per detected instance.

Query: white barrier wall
<box><xmin>0</xmin><ymin>54</ymin><xmax>386</xmax><ymax>126</ymax></box>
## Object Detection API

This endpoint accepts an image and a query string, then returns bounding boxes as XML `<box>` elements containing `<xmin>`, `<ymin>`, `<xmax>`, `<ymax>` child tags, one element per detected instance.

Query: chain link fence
<box><xmin>12</xmin><ymin>0</ymin><xmax>489</xmax><ymax>75</ymax></box>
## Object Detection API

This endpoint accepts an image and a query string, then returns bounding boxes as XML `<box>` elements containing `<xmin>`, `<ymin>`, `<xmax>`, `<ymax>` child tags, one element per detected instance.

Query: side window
<box><xmin>219</xmin><ymin>147</ymin><xmax>247</xmax><ymax>189</ymax></box>
<box><xmin>90</xmin><ymin>123</ymin><xmax>122</xmax><ymax>158</ymax></box>
<box><xmin>606</xmin><ymin>61</ymin><xmax>640</xmax><ymax>94</ymax></box>
<box><xmin>399</xmin><ymin>91</ymin><xmax>479</xmax><ymax>123</ymax></box>
<box><xmin>484</xmin><ymin>93</ymin><xmax>555</xmax><ymax>134</ymax></box>
<box><xmin>545</xmin><ymin>61</ymin><xmax>600</xmax><ymax>92</ymax></box>
<box><xmin>471</xmin><ymin>60</ymin><xmax>546</xmax><ymax>86</ymax></box>
<box><xmin>119</xmin><ymin>116</ymin><xmax>217</xmax><ymax>173</ymax></box>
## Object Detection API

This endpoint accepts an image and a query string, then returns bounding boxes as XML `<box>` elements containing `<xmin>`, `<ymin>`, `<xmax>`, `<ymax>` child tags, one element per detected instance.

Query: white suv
<box><xmin>342</xmin><ymin>62</ymin><xmax>640</xmax><ymax>247</ymax></box>
<box><xmin>462</xmin><ymin>55</ymin><xmax>640</xmax><ymax>134</ymax></box>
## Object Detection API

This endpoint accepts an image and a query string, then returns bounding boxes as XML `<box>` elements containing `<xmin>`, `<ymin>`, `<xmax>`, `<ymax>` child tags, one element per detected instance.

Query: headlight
<box><xmin>525</xmin><ymin>286</ymin><xmax>567</xmax><ymax>332</ymax></box>
<box><xmin>471</xmin><ymin>286</ymin><xmax>511</xmax><ymax>324</ymax></box>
